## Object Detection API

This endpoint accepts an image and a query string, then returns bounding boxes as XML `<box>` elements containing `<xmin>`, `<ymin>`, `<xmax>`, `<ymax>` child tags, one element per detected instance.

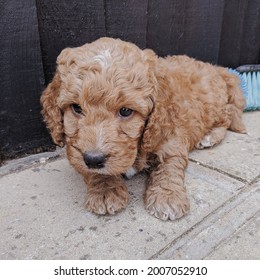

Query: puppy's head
<box><xmin>41</xmin><ymin>37</ymin><xmax>157</xmax><ymax>175</ymax></box>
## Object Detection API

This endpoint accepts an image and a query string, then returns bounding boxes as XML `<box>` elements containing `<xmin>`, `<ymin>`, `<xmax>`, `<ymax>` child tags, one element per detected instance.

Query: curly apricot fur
<box><xmin>41</xmin><ymin>38</ymin><xmax>246</xmax><ymax>220</ymax></box>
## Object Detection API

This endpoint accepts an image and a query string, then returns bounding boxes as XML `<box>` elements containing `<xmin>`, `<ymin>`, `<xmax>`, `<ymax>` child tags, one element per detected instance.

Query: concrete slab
<box><xmin>190</xmin><ymin>112</ymin><xmax>260</xmax><ymax>183</ymax></box>
<box><xmin>206</xmin><ymin>214</ymin><xmax>260</xmax><ymax>260</ymax></box>
<box><xmin>155</xmin><ymin>181</ymin><xmax>260</xmax><ymax>260</ymax></box>
<box><xmin>0</xmin><ymin>159</ymin><xmax>243</xmax><ymax>260</ymax></box>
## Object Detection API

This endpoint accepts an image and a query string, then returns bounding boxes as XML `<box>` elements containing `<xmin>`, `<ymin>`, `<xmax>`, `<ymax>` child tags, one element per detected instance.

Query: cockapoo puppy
<box><xmin>41</xmin><ymin>37</ymin><xmax>246</xmax><ymax>221</ymax></box>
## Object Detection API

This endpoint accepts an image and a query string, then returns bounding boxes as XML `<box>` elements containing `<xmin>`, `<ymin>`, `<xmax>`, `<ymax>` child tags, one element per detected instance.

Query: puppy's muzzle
<box><xmin>83</xmin><ymin>151</ymin><xmax>106</xmax><ymax>169</ymax></box>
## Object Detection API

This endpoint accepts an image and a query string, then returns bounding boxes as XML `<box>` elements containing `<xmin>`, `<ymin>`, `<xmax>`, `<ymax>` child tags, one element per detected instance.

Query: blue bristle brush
<box><xmin>229</xmin><ymin>65</ymin><xmax>260</xmax><ymax>111</ymax></box>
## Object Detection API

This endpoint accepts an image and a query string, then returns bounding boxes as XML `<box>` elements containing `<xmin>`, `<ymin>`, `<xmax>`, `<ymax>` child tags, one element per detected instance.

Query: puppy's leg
<box><xmin>84</xmin><ymin>174</ymin><xmax>128</xmax><ymax>215</ymax></box>
<box><xmin>195</xmin><ymin>127</ymin><xmax>227</xmax><ymax>149</ymax></box>
<box><xmin>144</xmin><ymin>142</ymin><xmax>190</xmax><ymax>221</ymax></box>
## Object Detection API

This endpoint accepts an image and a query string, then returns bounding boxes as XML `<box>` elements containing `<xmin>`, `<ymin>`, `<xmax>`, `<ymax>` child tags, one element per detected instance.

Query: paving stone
<box><xmin>0</xmin><ymin>159</ymin><xmax>243</xmax><ymax>259</ymax></box>
<box><xmin>155</xmin><ymin>181</ymin><xmax>260</xmax><ymax>259</ymax></box>
<box><xmin>206</xmin><ymin>214</ymin><xmax>260</xmax><ymax>260</ymax></box>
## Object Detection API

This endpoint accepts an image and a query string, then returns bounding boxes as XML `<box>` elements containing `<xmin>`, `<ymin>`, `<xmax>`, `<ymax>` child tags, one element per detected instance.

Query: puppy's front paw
<box><xmin>85</xmin><ymin>185</ymin><xmax>128</xmax><ymax>215</ymax></box>
<box><xmin>145</xmin><ymin>189</ymin><xmax>190</xmax><ymax>221</ymax></box>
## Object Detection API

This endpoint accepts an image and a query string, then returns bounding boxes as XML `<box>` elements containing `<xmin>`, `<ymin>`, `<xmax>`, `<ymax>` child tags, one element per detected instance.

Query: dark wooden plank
<box><xmin>218</xmin><ymin>0</ymin><xmax>249</xmax><ymax>67</ymax></box>
<box><xmin>147</xmin><ymin>0</ymin><xmax>225</xmax><ymax>63</ymax></box>
<box><xmin>239</xmin><ymin>0</ymin><xmax>260</xmax><ymax>65</ymax></box>
<box><xmin>0</xmin><ymin>0</ymin><xmax>51</xmax><ymax>162</ymax></box>
<box><xmin>182</xmin><ymin>0</ymin><xmax>225</xmax><ymax>63</ymax></box>
<box><xmin>146</xmin><ymin>0</ymin><xmax>189</xmax><ymax>56</ymax></box>
<box><xmin>36</xmin><ymin>0</ymin><xmax>106</xmax><ymax>84</ymax></box>
<box><xmin>105</xmin><ymin>0</ymin><xmax>148</xmax><ymax>49</ymax></box>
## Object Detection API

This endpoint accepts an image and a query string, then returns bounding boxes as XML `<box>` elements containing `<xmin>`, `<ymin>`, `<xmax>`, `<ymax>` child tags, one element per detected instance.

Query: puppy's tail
<box><xmin>219</xmin><ymin>68</ymin><xmax>247</xmax><ymax>133</ymax></box>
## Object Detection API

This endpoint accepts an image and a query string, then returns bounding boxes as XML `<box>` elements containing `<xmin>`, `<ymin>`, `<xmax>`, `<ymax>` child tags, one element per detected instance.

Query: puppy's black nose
<box><xmin>83</xmin><ymin>151</ymin><xmax>106</xmax><ymax>169</ymax></box>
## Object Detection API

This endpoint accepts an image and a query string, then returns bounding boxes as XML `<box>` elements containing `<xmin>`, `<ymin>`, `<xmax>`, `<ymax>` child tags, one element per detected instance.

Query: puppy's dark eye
<box><xmin>71</xmin><ymin>104</ymin><xmax>83</xmax><ymax>115</ymax></box>
<box><xmin>119</xmin><ymin>107</ymin><xmax>133</xmax><ymax>118</ymax></box>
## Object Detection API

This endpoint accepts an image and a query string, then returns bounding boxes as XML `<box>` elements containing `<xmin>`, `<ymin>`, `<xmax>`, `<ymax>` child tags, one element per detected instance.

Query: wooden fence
<box><xmin>0</xmin><ymin>0</ymin><xmax>259</xmax><ymax>162</ymax></box>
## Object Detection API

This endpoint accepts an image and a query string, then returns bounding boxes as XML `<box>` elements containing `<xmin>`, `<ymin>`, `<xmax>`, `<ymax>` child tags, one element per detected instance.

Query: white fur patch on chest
<box><xmin>124</xmin><ymin>166</ymin><xmax>138</xmax><ymax>179</ymax></box>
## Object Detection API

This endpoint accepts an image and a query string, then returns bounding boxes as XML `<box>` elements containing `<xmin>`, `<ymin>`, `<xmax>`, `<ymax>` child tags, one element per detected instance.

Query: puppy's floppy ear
<box><xmin>141</xmin><ymin>49</ymin><xmax>174</xmax><ymax>152</ymax></box>
<box><xmin>40</xmin><ymin>72</ymin><xmax>64</xmax><ymax>147</ymax></box>
<box><xmin>141</xmin><ymin>98</ymin><xmax>174</xmax><ymax>153</ymax></box>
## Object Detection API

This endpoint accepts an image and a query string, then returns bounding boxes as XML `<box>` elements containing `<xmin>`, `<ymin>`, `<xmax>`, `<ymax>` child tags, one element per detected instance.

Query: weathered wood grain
<box><xmin>147</xmin><ymin>0</ymin><xmax>225</xmax><ymax>64</ymax></box>
<box><xmin>0</xmin><ymin>0</ymin><xmax>51</xmax><ymax>162</ymax></box>
<box><xmin>36</xmin><ymin>0</ymin><xmax>106</xmax><ymax>83</ymax></box>
<box><xmin>105</xmin><ymin>0</ymin><xmax>148</xmax><ymax>49</ymax></box>
<box><xmin>218</xmin><ymin>0</ymin><xmax>260</xmax><ymax>67</ymax></box>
